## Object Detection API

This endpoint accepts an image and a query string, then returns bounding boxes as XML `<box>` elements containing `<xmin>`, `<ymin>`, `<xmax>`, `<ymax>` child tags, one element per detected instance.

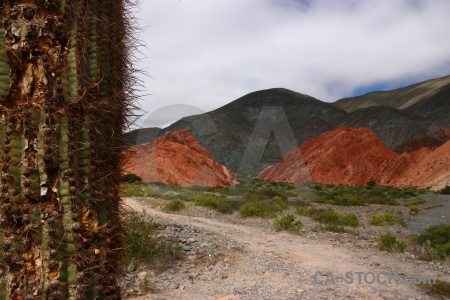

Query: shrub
<box><xmin>415</xmin><ymin>224</ymin><xmax>450</xmax><ymax>247</ymax></box>
<box><xmin>240</xmin><ymin>201</ymin><xmax>274</xmax><ymax>218</ymax></box>
<box><xmin>428</xmin><ymin>242</ymin><xmax>450</xmax><ymax>262</ymax></box>
<box><xmin>370</xmin><ymin>213</ymin><xmax>405</xmax><ymax>226</ymax></box>
<box><xmin>123</xmin><ymin>212</ymin><xmax>182</xmax><ymax>268</ymax></box>
<box><xmin>194</xmin><ymin>194</ymin><xmax>218</xmax><ymax>208</ymax></box>
<box><xmin>296</xmin><ymin>206</ymin><xmax>359</xmax><ymax>230</ymax></box>
<box><xmin>275</xmin><ymin>214</ymin><xmax>303</xmax><ymax>233</ymax></box>
<box><xmin>420</xmin><ymin>280</ymin><xmax>450</xmax><ymax>298</ymax></box>
<box><xmin>367</xmin><ymin>180</ymin><xmax>376</xmax><ymax>187</ymax></box>
<box><xmin>163</xmin><ymin>199</ymin><xmax>186</xmax><ymax>212</ymax></box>
<box><xmin>440</xmin><ymin>185</ymin><xmax>450</xmax><ymax>194</ymax></box>
<box><xmin>404</xmin><ymin>201</ymin><xmax>419</xmax><ymax>214</ymax></box>
<box><xmin>341</xmin><ymin>214</ymin><xmax>360</xmax><ymax>227</ymax></box>
<box><xmin>120</xmin><ymin>182</ymin><xmax>161</xmax><ymax>198</ymax></box>
<box><xmin>379</xmin><ymin>232</ymin><xmax>406</xmax><ymax>253</ymax></box>
<box><xmin>122</xmin><ymin>173</ymin><xmax>142</xmax><ymax>183</ymax></box>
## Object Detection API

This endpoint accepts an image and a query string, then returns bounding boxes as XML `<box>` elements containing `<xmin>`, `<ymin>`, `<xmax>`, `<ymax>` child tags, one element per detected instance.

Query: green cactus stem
<box><xmin>0</xmin><ymin>0</ymin><xmax>136</xmax><ymax>298</ymax></box>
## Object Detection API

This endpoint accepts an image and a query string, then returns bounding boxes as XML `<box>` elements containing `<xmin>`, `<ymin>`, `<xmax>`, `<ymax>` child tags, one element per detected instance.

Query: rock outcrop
<box><xmin>258</xmin><ymin>127</ymin><xmax>397</xmax><ymax>186</ymax></box>
<box><xmin>124</xmin><ymin>130</ymin><xmax>237</xmax><ymax>187</ymax></box>
<box><xmin>258</xmin><ymin>126</ymin><xmax>450</xmax><ymax>190</ymax></box>
<box><xmin>388</xmin><ymin>140</ymin><xmax>450</xmax><ymax>190</ymax></box>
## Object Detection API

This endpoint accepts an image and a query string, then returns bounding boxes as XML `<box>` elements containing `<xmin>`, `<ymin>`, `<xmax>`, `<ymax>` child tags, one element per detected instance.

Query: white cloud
<box><xmin>131</xmin><ymin>0</ymin><xmax>450</xmax><ymax>128</ymax></box>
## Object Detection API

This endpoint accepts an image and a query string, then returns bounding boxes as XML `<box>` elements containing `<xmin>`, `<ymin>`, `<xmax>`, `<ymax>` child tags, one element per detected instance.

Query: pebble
<box><xmin>181</xmin><ymin>244</ymin><xmax>191</xmax><ymax>251</ymax></box>
<box><xmin>137</xmin><ymin>272</ymin><xmax>147</xmax><ymax>280</ymax></box>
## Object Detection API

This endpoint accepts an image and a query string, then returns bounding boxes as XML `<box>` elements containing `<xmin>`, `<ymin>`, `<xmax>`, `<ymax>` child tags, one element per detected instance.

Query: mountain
<box><xmin>339</xmin><ymin>106</ymin><xmax>448</xmax><ymax>152</ymax></box>
<box><xmin>387</xmin><ymin>140</ymin><xmax>450</xmax><ymax>190</ymax></box>
<box><xmin>333</xmin><ymin>75</ymin><xmax>450</xmax><ymax>112</ymax></box>
<box><xmin>258</xmin><ymin>127</ymin><xmax>398</xmax><ymax>186</ymax></box>
<box><xmin>258</xmin><ymin>126</ymin><xmax>450</xmax><ymax>190</ymax></box>
<box><xmin>124</xmin><ymin>130</ymin><xmax>237</xmax><ymax>187</ymax></box>
<box><xmin>124</xmin><ymin>127</ymin><xmax>161</xmax><ymax>146</ymax></box>
<box><xmin>158</xmin><ymin>88</ymin><xmax>348</xmax><ymax>175</ymax></box>
<box><xmin>126</xmin><ymin>75</ymin><xmax>450</xmax><ymax>179</ymax></box>
<box><xmin>404</xmin><ymin>83</ymin><xmax>450</xmax><ymax>127</ymax></box>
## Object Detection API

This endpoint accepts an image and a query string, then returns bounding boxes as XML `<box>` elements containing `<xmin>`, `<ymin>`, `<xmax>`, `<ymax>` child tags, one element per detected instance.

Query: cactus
<box><xmin>0</xmin><ymin>1</ymin><xmax>135</xmax><ymax>298</ymax></box>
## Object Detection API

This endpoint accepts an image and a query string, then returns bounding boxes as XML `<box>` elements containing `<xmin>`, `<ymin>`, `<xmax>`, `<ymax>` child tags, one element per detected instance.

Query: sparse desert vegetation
<box><xmin>370</xmin><ymin>213</ymin><xmax>407</xmax><ymax>227</ymax></box>
<box><xmin>274</xmin><ymin>214</ymin><xmax>303</xmax><ymax>233</ymax></box>
<box><xmin>118</xmin><ymin>179</ymin><xmax>450</xmax><ymax>299</ymax></box>
<box><xmin>122</xmin><ymin>211</ymin><xmax>182</xmax><ymax>269</ymax></box>
<box><xmin>413</xmin><ymin>224</ymin><xmax>450</xmax><ymax>263</ymax></box>
<box><xmin>378</xmin><ymin>232</ymin><xmax>407</xmax><ymax>253</ymax></box>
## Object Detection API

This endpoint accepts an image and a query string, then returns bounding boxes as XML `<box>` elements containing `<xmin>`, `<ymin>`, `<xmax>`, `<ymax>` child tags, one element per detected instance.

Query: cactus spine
<box><xmin>0</xmin><ymin>0</ymin><xmax>134</xmax><ymax>298</ymax></box>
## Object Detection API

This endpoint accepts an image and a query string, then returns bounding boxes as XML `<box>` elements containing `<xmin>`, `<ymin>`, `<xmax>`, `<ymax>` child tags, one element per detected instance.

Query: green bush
<box><xmin>370</xmin><ymin>213</ymin><xmax>405</xmax><ymax>226</ymax></box>
<box><xmin>379</xmin><ymin>232</ymin><xmax>406</xmax><ymax>253</ymax></box>
<box><xmin>123</xmin><ymin>212</ymin><xmax>182</xmax><ymax>267</ymax></box>
<box><xmin>296</xmin><ymin>206</ymin><xmax>359</xmax><ymax>230</ymax></box>
<box><xmin>163</xmin><ymin>199</ymin><xmax>186</xmax><ymax>212</ymax></box>
<box><xmin>275</xmin><ymin>214</ymin><xmax>303</xmax><ymax>233</ymax></box>
<box><xmin>122</xmin><ymin>173</ymin><xmax>142</xmax><ymax>183</ymax></box>
<box><xmin>194</xmin><ymin>194</ymin><xmax>218</xmax><ymax>208</ymax></box>
<box><xmin>240</xmin><ymin>201</ymin><xmax>274</xmax><ymax>218</ymax></box>
<box><xmin>341</xmin><ymin>214</ymin><xmax>360</xmax><ymax>227</ymax></box>
<box><xmin>428</xmin><ymin>242</ymin><xmax>450</xmax><ymax>261</ymax></box>
<box><xmin>404</xmin><ymin>201</ymin><xmax>420</xmax><ymax>214</ymax></box>
<box><xmin>416</xmin><ymin>224</ymin><xmax>450</xmax><ymax>247</ymax></box>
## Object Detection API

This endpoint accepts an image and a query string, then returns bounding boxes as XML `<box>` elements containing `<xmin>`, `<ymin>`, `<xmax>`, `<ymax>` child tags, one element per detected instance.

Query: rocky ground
<box><xmin>120</xmin><ymin>195</ymin><xmax>450</xmax><ymax>300</ymax></box>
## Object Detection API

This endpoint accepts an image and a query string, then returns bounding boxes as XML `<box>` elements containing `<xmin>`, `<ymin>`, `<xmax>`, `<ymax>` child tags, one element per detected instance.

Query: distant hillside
<box><xmin>158</xmin><ymin>88</ymin><xmax>347</xmax><ymax>176</ymax></box>
<box><xmin>333</xmin><ymin>75</ymin><xmax>450</xmax><ymax>112</ymax></box>
<box><xmin>124</xmin><ymin>127</ymin><xmax>160</xmax><ymax>146</ymax></box>
<box><xmin>404</xmin><ymin>83</ymin><xmax>450</xmax><ymax>127</ymax></box>
<box><xmin>340</xmin><ymin>106</ymin><xmax>448</xmax><ymax>152</ymax></box>
<box><xmin>125</xmin><ymin>75</ymin><xmax>450</xmax><ymax>177</ymax></box>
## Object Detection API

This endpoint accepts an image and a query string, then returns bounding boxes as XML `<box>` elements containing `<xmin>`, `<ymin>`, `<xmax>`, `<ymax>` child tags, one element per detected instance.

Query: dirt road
<box><xmin>123</xmin><ymin>197</ymin><xmax>449</xmax><ymax>300</ymax></box>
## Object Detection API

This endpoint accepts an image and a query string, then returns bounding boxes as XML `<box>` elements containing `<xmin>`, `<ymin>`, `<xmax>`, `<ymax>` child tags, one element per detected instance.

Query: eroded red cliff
<box><xmin>124</xmin><ymin>130</ymin><xmax>237</xmax><ymax>187</ymax></box>
<box><xmin>258</xmin><ymin>126</ymin><xmax>450</xmax><ymax>190</ymax></box>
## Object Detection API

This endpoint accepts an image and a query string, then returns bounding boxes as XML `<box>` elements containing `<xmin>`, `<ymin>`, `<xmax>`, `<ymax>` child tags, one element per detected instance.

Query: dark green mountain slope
<box><xmin>159</xmin><ymin>88</ymin><xmax>348</xmax><ymax>175</ymax></box>
<box><xmin>125</xmin><ymin>127</ymin><xmax>161</xmax><ymax>146</ymax></box>
<box><xmin>404</xmin><ymin>83</ymin><xmax>450</xmax><ymax>127</ymax></box>
<box><xmin>340</xmin><ymin>106</ymin><xmax>448</xmax><ymax>152</ymax></box>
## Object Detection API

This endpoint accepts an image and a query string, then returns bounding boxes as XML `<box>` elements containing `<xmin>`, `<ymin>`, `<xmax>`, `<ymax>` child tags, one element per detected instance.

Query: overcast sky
<box><xmin>132</xmin><ymin>0</ymin><xmax>450</xmax><ymax>128</ymax></box>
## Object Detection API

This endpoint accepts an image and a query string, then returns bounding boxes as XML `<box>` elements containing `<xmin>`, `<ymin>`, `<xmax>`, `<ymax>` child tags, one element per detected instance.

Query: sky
<box><xmin>131</xmin><ymin>0</ymin><xmax>450</xmax><ymax>129</ymax></box>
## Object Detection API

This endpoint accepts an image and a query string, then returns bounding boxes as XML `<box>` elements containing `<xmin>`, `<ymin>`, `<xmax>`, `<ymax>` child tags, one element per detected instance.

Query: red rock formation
<box><xmin>124</xmin><ymin>130</ymin><xmax>237</xmax><ymax>187</ymax></box>
<box><xmin>258</xmin><ymin>126</ymin><xmax>450</xmax><ymax>190</ymax></box>
<box><xmin>259</xmin><ymin>127</ymin><xmax>397</xmax><ymax>186</ymax></box>
<box><xmin>389</xmin><ymin>141</ymin><xmax>450</xmax><ymax>190</ymax></box>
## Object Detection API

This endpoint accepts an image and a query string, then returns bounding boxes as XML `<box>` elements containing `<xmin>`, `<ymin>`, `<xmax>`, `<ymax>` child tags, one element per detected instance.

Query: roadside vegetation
<box><xmin>404</xmin><ymin>200</ymin><xmax>420</xmax><ymax>214</ymax></box>
<box><xmin>296</xmin><ymin>206</ymin><xmax>359</xmax><ymax>232</ymax></box>
<box><xmin>121</xmin><ymin>177</ymin><xmax>428</xmax><ymax>210</ymax></box>
<box><xmin>370</xmin><ymin>213</ymin><xmax>407</xmax><ymax>227</ymax></box>
<box><xmin>122</xmin><ymin>212</ymin><xmax>182</xmax><ymax>270</ymax></box>
<box><xmin>274</xmin><ymin>214</ymin><xmax>303</xmax><ymax>233</ymax></box>
<box><xmin>313</xmin><ymin>184</ymin><xmax>426</xmax><ymax>206</ymax></box>
<box><xmin>378</xmin><ymin>232</ymin><xmax>407</xmax><ymax>253</ymax></box>
<box><xmin>413</xmin><ymin>224</ymin><xmax>450</xmax><ymax>263</ymax></box>
<box><xmin>163</xmin><ymin>199</ymin><xmax>186</xmax><ymax>212</ymax></box>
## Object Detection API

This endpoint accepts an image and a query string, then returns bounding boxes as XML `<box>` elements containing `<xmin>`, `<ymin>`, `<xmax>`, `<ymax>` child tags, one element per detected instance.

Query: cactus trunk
<box><xmin>0</xmin><ymin>0</ymin><xmax>133</xmax><ymax>299</ymax></box>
